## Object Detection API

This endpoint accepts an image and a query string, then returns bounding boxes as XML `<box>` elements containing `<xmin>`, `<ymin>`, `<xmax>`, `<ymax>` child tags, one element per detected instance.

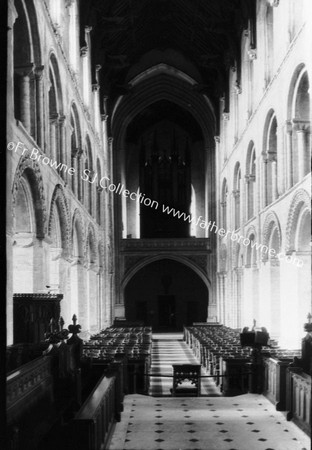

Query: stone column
<box><xmin>297</xmin><ymin>127</ymin><xmax>308</xmax><ymax>179</ymax></box>
<box><xmin>59</xmin><ymin>115</ymin><xmax>66</xmax><ymax>179</ymax></box>
<box><xmin>49</xmin><ymin>113</ymin><xmax>59</xmax><ymax>161</ymax></box>
<box><xmin>71</xmin><ymin>152</ymin><xmax>78</xmax><ymax>194</ymax></box>
<box><xmin>285</xmin><ymin>120</ymin><xmax>293</xmax><ymax>189</ymax></box>
<box><xmin>7</xmin><ymin>0</ymin><xmax>18</xmax><ymax>124</ymax></box>
<box><xmin>35</xmin><ymin>65</ymin><xmax>44</xmax><ymax>148</ymax></box>
<box><xmin>261</xmin><ymin>157</ymin><xmax>268</xmax><ymax>208</ymax></box>
<box><xmin>16</xmin><ymin>64</ymin><xmax>34</xmax><ymax>132</ymax></box>
<box><xmin>271</xmin><ymin>159</ymin><xmax>278</xmax><ymax>201</ymax></box>
<box><xmin>245</xmin><ymin>175</ymin><xmax>250</xmax><ymax>220</ymax></box>
<box><xmin>234</xmin><ymin>267</ymin><xmax>243</xmax><ymax>328</ymax></box>
<box><xmin>233</xmin><ymin>189</ymin><xmax>240</xmax><ymax>229</ymax></box>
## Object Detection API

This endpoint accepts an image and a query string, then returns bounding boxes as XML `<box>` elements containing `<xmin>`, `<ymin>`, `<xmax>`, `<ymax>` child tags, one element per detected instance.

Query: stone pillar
<box><xmin>297</xmin><ymin>128</ymin><xmax>308</xmax><ymax>179</ymax></box>
<box><xmin>71</xmin><ymin>152</ymin><xmax>78</xmax><ymax>194</ymax></box>
<box><xmin>49</xmin><ymin>113</ymin><xmax>59</xmax><ymax>161</ymax></box>
<box><xmin>88</xmin><ymin>262</ymin><xmax>98</xmax><ymax>332</ymax></box>
<box><xmin>33</xmin><ymin>237</ymin><xmax>51</xmax><ymax>293</ymax></box>
<box><xmin>233</xmin><ymin>190</ymin><xmax>240</xmax><ymax>229</ymax></box>
<box><xmin>285</xmin><ymin>121</ymin><xmax>293</xmax><ymax>189</ymax></box>
<box><xmin>7</xmin><ymin>0</ymin><xmax>18</xmax><ymax>124</ymax></box>
<box><xmin>59</xmin><ymin>115</ymin><xmax>66</xmax><ymax>178</ymax></box>
<box><xmin>245</xmin><ymin>175</ymin><xmax>250</xmax><ymax>220</ymax></box>
<box><xmin>7</xmin><ymin>0</ymin><xmax>18</xmax><ymax>345</ymax></box>
<box><xmin>16</xmin><ymin>64</ymin><xmax>34</xmax><ymax>132</ymax></box>
<box><xmin>234</xmin><ymin>268</ymin><xmax>242</xmax><ymax>328</ymax></box>
<box><xmin>261</xmin><ymin>157</ymin><xmax>268</xmax><ymax>208</ymax></box>
<box><xmin>35</xmin><ymin>66</ymin><xmax>44</xmax><ymax>148</ymax></box>
<box><xmin>78</xmin><ymin>259</ymin><xmax>88</xmax><ymax>333</ymax></box>
<box><xmin>271</xmin><ymin>159</ymin><xmax>278</xmax><ymax>201</ymax></box>
<box><xmin>217</xmin><ymin>272</ymin><xmax>226</xmax><ymax>325</ymax></box>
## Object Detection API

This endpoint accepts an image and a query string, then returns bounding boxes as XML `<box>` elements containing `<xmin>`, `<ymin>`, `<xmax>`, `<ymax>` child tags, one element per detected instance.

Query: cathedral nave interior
<box><xmin>6</xmin><ymin>0</ymin><xmax>311</xmax><ymax>449</ymax></box>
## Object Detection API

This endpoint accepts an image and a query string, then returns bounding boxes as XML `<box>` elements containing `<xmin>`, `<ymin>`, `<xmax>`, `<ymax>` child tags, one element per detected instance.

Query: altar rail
<box><xmin>286</xmin><ymin>368</ymin><xmax>311</xmax><ymax>436</ymax></box>
<box><xmin>73</xmin><ymin>372</ymin><xmax>119</xmax><ymax>450</ymax></box>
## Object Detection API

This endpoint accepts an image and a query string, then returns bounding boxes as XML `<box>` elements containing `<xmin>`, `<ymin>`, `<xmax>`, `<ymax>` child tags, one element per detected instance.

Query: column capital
<box><xmin>268</xmin><ymin>0</ymin><xmax>279</xmax><ymax>7</ymax></box>
<box><xmin>284</xmin><ymin>119</ymin><xmax>293</xmax><ymax>133</ymax></box>
<box><xmin>34</xmin><ymin>65</ymin><xmax>45</xmax><ymax>79</ymax></box>
<box><xmin>291</xmin><ymin>119</ymin><xmax>310</xmax><ymax>132</ymax></box>
<box><xmin>108</xmin><ymin>137</ymin><xmax>114</xmax><ymax>145</ymax></box>
<box><xmin>101</xmin><ymin>114</ymin><xmax>108</xmax><ymax>122</ymax></box>
<box><xmin>214</xmin><ymin>136</ymin><xmax>220</xmax><ymax>144</ymax></box>
<box><xmin>50</xmin><ymin>112</ymin><xmax>59</xmax><ymax>123</ymax></box>
<box><xmin>222</xmin><ymin>112</ymin><xmax>230</xmax><ymax>121</ymax></box>
<box><xmin>8</xmin><ymin>0</ymin><xmax>18</xmax><ymax>29</ymax></box>
<box><xmin>233</xmin><ymin>80</ymin><xmax>241</xmax><ymax>95</ymax></box>
<box><xmin>15</xmin><ymin>63</ymin><xmax>34</xmax><ymax>77</ymax></box>
<box><xmin>85</xmin><ymin>25</ymin><xmax>93</xmax><ymax>33</ymax></box>
<box><xmin>80</xmin><ymin>46</ymin><xmax>88</xmax><ymax>57</ymax></box>
<box><xmin>58</xmin><ymin>114</ymin><xmax>66</xmax><ymax>124</ymax></box>
<box><xmin>92</xmin><ymin>83</ymin><xmax>100</xmax><ymax>92</ymax></box>
<box><xmin>248</xmin><ymin>48</ymin><xmax>257</xmax><ymax>60</ymax></box>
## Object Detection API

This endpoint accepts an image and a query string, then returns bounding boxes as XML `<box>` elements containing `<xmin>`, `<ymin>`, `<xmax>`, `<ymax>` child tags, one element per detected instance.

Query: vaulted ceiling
<box><xmin>80</xmin><ymin>0</ymin><xmax>255</xmax><ymax>115</ymax></box>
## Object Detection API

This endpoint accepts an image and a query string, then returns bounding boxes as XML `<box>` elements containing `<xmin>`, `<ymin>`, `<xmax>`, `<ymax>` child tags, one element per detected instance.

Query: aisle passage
<box><xmin>109</xmin><ymin>394</ymin><xmax>310</xmax><ymax>450</ymax></box>
<box><xmin>149</xmin><ymin>333</ymin><xmax>220</xmax><ymax>396</ymax></box>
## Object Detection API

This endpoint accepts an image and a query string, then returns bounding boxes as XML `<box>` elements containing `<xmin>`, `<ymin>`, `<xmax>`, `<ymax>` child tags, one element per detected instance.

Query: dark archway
<box><xmin>125</xmin><ymin>259</ymin><xmax>208</xmax><ymax>331</ymax></box>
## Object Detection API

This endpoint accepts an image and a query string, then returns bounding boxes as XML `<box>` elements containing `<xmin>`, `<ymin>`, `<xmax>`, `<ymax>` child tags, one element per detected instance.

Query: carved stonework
<box><xmin>12</xmin><ymin>154</ymin><xmax>47</xmax><ymax>239</ymax></box>
<box><xmin>262</xmin><ymin>211</ymin><xmax>281</xmax><ymax>261</ymax></box>
<box><xmin>185</xmin><ymin>255</ymin><xmax>208</xmax><ymax>274</ymax></box>
<box><xmin>248</xmin><ymin>48</ymin><xmax>257</xmax><ymax>60</ymax></box>
<box><xmin>268</xmin><ymin>0</ymin><xmax>279</xmax><ymax>7</ymax></box>
<box><xmin>124</xmin><ymin>255</ymin><xmax>144</xmax><ymax>273</ymax></box>
<box><xmin>71</xmin><ymin>208</ymin><xmax>85</xmax><ymax>255</ymax></box>
<box><xmin>48</xmin><ymin>185</ymin><xmax>71</xmax><ymax>253</ymax></box>
<box><xmin>285</xmin><ymin>188</ymin><xmax>311</xmax><ymax>253</ymax></box>
<box><xmin>85</xmin><ymin>222</ymin><xmax>98</xmax><ymax>262</ymax></box>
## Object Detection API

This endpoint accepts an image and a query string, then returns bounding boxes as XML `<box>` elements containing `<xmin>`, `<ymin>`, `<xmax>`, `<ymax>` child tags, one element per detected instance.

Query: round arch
<box><xmin>12</xmin><ymin>155</ymin><xmax>46</xmax><ymax>238</ymax></box>
<box><xmin>48</xmin><ymin>184</ymin><xmax>70</xmax><ymax>253</ymax></box>
<box><xmin>286</xmin><ymin>188</ymin><xmax>311</xmax><ymax>252</ymax></box>
<box><xmin>71</xmin><ymin>208</ymin><xmax>85</xmax><ymax>258</ymax></box>
<box><xmin>262</xmin><ymin>211</ymin><xmax>282</xmax><ymax>262</ymax></box>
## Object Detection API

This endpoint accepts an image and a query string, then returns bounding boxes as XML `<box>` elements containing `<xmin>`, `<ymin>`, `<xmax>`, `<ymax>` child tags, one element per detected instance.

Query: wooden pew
<box><xmin>6</xmin><ymin>356</ymin><xmax>54</xmax><ymax>449</ymax></box>
<box><xmin>72</xmin><ymin>372</ymin><xmax>120</xmax><ymax>450</ymax></box>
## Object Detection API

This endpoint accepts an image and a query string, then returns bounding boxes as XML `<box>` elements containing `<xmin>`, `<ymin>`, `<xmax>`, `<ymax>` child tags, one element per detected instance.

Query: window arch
<box><xmin>246</xmin><ymin>142</ymin><xmax>256</xmax><ymax>219</ymax></box>
<box><xmin>68</xmin><ymin>0</ymin><xmax>78</xmax><ymax>71</ymax></box>
<box><xmin>287</xmin><ymin>67</ymin><xmax>310</xmax><ymax>186</ymax></box>
<box><xmin>265</xmin><ymin>5</ymin><xmax>274</xmax><ymax>86</ymax></box>
<box><xmin>13</xmin><ymin>0</ymin><xmax>42</xmax><ymax>142</ymax></box>
<box><xmin>263</xmin><ymin>111</ymin><xmax>278</xmax><ymax>207</ymax></box>
<box><xmin>48</xmin><ymin>54</ymin><xmax>65</xmax><ymax>174</ymax></box>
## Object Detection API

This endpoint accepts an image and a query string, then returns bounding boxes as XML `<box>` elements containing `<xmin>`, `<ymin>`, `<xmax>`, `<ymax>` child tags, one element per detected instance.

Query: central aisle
<box><xmin>149</xmin><ymin>332</ymin><xmax>220</xmax><ymax>396</ymax></box>
<box><xmin>109</xmin><ymin>333</ymin><xmax>310</xmax><ymax>450</ymax></box>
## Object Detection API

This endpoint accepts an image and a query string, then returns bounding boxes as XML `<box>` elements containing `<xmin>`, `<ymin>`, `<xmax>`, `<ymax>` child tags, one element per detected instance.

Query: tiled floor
<box><xmin>108</xmin><ymin>333</ymin><xmax>310</xmax><ymax>450</ymax></box>
<box><xmin>149</xmin><ymin>333</ymin><xmax>220</xmax><ymax>396</ymax></box>
<box><xmin>109</xmin><ymin>394</ymin><xmax>310</xmax><ymax>450</ymax></box>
